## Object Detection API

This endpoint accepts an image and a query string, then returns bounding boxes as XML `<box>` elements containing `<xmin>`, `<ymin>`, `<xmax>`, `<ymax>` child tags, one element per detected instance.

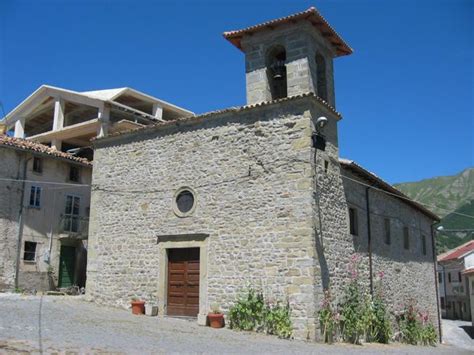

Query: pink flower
<box><xmin>378</xmin><ymin>271</ymin><xmax>385</xmax><ymax>279</ymax></box>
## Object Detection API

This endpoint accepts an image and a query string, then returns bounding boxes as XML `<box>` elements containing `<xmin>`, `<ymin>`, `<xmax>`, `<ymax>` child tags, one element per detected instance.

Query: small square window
<box><xmin>29</xmin><ymin>186</ymin><xmax>41</xmax><ymax>208</ymax></box>
<box><xmin>403</xmin><ymin>227</ymin><xmax>410</xmax><ymax>250</ymax></box>
<box><xmin>33</xmin><ymin>157</ymin><xmax>43</xmax><ymax>173</ymax></box>
<box><xmin>384</xmin><ymin>218</ymin><xmax>391</xmax><ymax>245</ymax></box>
<box><xmin>69</xmin><ymin>166</ymin><xmax>80</xmax><ymax>182</ymax></box>
<box><xmin>349</xmin><ymin>207</ymin><xmax>358</xmax><ymax>236</ymax></box>
<box><xmin>23</xmin><ymin>241</ymin><xmax>37</xmax><ymax>261</ymax></box>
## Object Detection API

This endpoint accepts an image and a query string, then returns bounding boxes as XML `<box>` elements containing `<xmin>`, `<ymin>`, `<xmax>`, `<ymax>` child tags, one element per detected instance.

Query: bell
<box><xmin>271</xmin><ymin>60</ymin><xmax>285</xmax><ymax>80</ymax></box>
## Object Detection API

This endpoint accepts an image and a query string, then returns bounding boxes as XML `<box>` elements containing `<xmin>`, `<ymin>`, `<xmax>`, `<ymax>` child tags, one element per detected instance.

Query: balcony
<box><xmin>59</xmin><ymin>215</ymin><xmax>89</xmax><ymax>238</ymax></box>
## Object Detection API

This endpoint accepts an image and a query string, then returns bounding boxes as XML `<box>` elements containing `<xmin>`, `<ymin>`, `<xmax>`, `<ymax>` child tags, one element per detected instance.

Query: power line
<box><xmin>0</xmin><ymin>177</ymin><xmax>90</xmax><ymax>188</ymax></box>
<box><xmin>1</xmin><ymin>159</ymin><xmax>472</xmax><ymax>220</ymax></box>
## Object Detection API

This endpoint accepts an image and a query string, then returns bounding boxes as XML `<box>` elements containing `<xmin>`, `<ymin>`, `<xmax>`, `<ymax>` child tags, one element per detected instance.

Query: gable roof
<box><xmin>0</xmin><ymin>134</ymin><xmax>92</xmax><ymax>166</ymax></box>
<box><xmin>223</xmin><ymin>7</ymin><xmax>352</xmax><ymax>57</ymax></box>
<box><xmin>438</xmin><ymin>240</ymin><xmax>474</xmax><ymax>263</ymax></box>
<box><xmin>339</xmin><ymin>158</ymin><xmax>439</xmax><ymax>221</ymax></box>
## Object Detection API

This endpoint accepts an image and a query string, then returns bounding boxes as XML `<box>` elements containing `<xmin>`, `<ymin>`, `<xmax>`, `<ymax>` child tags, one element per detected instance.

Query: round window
<box><xmin>173</xmin><ymin>188</ymin><xmax>197</xmax><ymax>217</ymax></box>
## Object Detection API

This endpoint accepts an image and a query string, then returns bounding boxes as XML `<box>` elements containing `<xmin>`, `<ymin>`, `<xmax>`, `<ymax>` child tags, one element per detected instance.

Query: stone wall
<box><xmin>87</xmin><ymin>94</ymin><xmax>439</xmax><ymax>340</ymax></box>
<box><xmin>341</xmin><ymin>168</ymin><xmax>440</xmax><ymax>334</ymax></box>
<box><xmin>88</xmin><ymin>96</ymin><xmax>338</xmax><ymax>339</ymax></box>
<box><xmin>0</xmin><ymin>148</ymin><xmax>23</xmax><ymax>291</ymax></box>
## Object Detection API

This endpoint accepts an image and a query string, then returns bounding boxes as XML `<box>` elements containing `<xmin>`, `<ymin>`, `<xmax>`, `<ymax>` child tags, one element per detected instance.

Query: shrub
<box><xmin>395</xmin><ymin>300</ymin><xmax>437</xmax><ymax>346</ymax></box>
<box><xmin>228</xmin><ymin>288</ymin><xmax>293</xmax><ymax>338</ymax></box>
<box><xmin>264</xmin><ymin>301</ymin><xmax>293</xmax><ymax>338</ymax></box>
<box><xmin>318</xmin><ymin>290</ymin><xmax>338</xmax><ymax>343</ymax></box>
<box><xmin>339</xmin><ymin>279</ymin><xmax>365</xmax><ymax>344</ymax></box>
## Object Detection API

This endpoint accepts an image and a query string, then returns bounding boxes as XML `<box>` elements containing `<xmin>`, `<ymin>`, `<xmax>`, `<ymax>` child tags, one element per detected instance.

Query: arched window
<box><xmin>315</xmin><ymin>53</ymin><xmax>327</xmax><ymax>101</ymax></box>
<box><xmin>266</xmin><ymin>46</ymin><xmax>287</xmax><ymax>100</ymax></box>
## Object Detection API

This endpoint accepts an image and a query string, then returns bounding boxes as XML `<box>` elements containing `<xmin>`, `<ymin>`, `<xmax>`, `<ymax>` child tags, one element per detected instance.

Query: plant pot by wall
<box><xmin>145</xmin><ymin>304</ymin><xmax>159</xmax><ymax>316</ymax></box>
<box><xmin>131</xmin><ymin>300</ymin><xmax>145</xmax><ymax>315</ymax></box>
<box><xmin>208</xmin><ymin>313</ymin><xmax>225</xmax><ymax>328</ymax></box>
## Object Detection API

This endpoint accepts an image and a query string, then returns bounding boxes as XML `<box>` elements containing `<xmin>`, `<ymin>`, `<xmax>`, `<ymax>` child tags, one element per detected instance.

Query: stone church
<box><xmin>86</xmin><ymin>7</ymin><xmax>440</xmax><ymax>340</ymax></box>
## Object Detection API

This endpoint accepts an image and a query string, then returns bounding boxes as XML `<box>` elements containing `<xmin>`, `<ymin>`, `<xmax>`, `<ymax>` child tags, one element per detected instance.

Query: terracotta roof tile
<box><xmin>438</xmin><ymin>240</ymin><xmax>474</xmax><ymax>262</ymax></box>
<box><xmin>0</xmin><ymin>135</ymin><xmax>92</xmax><ymax>166</ymax></box>
<box><xmin>223</xmin><ymin>7</ymin><xmax>352</xmax><ymax>57</ymax></box>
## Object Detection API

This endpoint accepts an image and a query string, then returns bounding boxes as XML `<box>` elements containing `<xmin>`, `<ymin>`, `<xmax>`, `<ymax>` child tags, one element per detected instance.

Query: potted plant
<box><xmin>131</xmin><ymin>297</ymin><xmax>145</xmax><ymax>315</ymax></box>
<box><xmin>208</xmin><ymin>303</ymin><xmax>225</xmax><ymax>329</ymax></box>
<box><xmin>145</xmin><ymin>294</ymin><xmax>159</xmax><ymax>317</ymax></box>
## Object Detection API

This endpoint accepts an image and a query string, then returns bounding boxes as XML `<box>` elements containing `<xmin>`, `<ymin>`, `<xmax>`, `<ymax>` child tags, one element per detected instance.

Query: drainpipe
<box><xmin>366</xmin><ymin>186</ymin><xmax>373</xmax><ymax>296</ymax></box>
<box><xmin>431</xmin><ymin>223</ymin><xmax>443</xmax><ymax>343</ymax></box>
<box><xmin>14</xmin><ymin>154</ymin><xmax>31</xmax><ymax>289</ymax></box>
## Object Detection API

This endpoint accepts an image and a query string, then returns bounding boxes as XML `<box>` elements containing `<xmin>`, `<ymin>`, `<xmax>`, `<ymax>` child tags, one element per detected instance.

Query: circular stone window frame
<box><xmin>172</xmin><ymin>186</ymin><xmax>198</xmax><ymax>218</ymax></box>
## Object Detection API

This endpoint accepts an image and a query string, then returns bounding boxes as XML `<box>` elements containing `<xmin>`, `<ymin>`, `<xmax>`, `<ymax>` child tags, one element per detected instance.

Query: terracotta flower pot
<box><xmin>208</xmin><ymin>313</ymin><xmax>225</xmax><ymax>328</ymax></box>
<box><xmin>131</xmin><ymin>300</ymin><xmax>145</xmax><ymax>315</ymax></box>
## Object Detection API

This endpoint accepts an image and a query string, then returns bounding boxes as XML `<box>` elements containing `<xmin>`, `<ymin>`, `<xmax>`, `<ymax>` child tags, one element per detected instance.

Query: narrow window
<box><xmin>403</xmin><ymin>227</ymin><xmax>409</xmax><ymax>250</ymax></box>
<box><xmin>384</xmin><ymin>218</ymin><xmax>391</xmax><ymax>245</ymax></box>
<box><xmin>458</xmin><ymin>272</ymin><xmax>462</xmax><ymax>282</ymax></box>
<box><xmin>64</xmin><ymin>195</ymin><xmax>81</xmax><ymax>233</ymax></box>
<box><xmin>23</xmin><ymin>241</ymin><xmax>37</xmax><ymax>261</ymax></box>
<box><xmin>448</xmin><ymin>272</ymin><xmax>451</xmax><ymax>283</ymax></box>
<box><xmin>438</xmin><ymin>272</ymin><xmax>442</xmax><ymax>283</ymax></box>
<box><xmin>29</xmin><ymin>186</ymin><xmax>41</xmax><ymax>208</ymax></box>
<box><xmin>315</xmin><ymin>53</ymin><xmax>328</xmax><ymax>101</ymax></box>
<box><xmin>440</xmin><ymin>297</ymin><xmax>445</xmax><ymax>309</ymax></box>
<box><xmin>324</xmin><ymin>160</ymin><xmax>329</xmax><ymax>173</ymax></box>
<box><xmin>349</xmin><ymin>207</ymin><xmax>358</xmax><ymax>236</ymax></box>
<box><xmin>266</xmin><ymin>46</ymin><xmax>287</xmax><ymax>100</ymax></box>
<box><xmin>33</xmin><ymin>157</ymin><xmax>43</xmax><ymax>173</ymax></box>
<box><xmin>69</xmin><ymin>165</ymin><xmax>80</xmax><ymax>182</ymax></box>
<box><xmin>421</xmin><ymin>234</ymin><xmax>427</xmax><ymax>255</ymax></box>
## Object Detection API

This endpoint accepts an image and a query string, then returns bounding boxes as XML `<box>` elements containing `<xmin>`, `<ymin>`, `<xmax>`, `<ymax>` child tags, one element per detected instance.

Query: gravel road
<box><xmin>0</xmin><ymin>293</ymin><xmax>470</xmax><ymax>354</ymax></box>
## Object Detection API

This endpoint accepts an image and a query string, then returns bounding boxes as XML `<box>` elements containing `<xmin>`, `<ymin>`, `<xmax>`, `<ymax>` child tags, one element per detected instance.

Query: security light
<box><xmin>315</xmin><ymin>116</ymin><xmax>328</xmax><ymax>131</ymax></box>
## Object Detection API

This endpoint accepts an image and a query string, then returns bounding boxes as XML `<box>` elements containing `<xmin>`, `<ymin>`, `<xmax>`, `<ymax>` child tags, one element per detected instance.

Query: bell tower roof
<box><xmin>223</xmin><ymin>7</ymin><xmax>353</xmax><ymax>57</ymax></box>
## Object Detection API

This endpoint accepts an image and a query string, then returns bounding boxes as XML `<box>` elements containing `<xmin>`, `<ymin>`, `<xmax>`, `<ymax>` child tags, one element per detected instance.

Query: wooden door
<box><xmin>58</xmin><ymin>245</ymin><xmax>76</xmax><ymax>288</ymax></box>
<box><xmin>167</xmin><ymin>248</ymin><xmax>200</xmax><ymax>317</ymax></box>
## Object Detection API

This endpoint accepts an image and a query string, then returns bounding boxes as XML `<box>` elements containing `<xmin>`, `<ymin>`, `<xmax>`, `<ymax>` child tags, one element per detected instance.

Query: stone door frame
<box><xmin>157</xmin><ymin>234</ymin><xmax>209</xmax><ymax>325</ymax></box>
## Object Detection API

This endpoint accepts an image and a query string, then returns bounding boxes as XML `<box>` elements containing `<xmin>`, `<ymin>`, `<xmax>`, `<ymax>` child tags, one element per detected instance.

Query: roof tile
<box><xmin>0</xmin><ymin>135</ymin><xmax>92</xmax><ymax>166</ymax></box>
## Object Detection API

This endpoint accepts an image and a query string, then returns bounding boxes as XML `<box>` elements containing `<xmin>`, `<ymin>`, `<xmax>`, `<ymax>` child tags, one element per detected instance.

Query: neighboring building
<box><xmin>437</xmin><ymin>240</ymin><xmax>474</xmax><ymax>321</ymax></box>
<box><xmin>86</xmin><ymin>7</ymin><xmax>441</xmax><ymax>341</ymax></box>
<box><xmin>462</xmin><ymin>259</ymin><xmax>474</xmax><ymax>328</ymax></box>
<box><xmin>0</xmin><ymin>135</ymin><xmax>92</xmax><ymax>291</ymax></box>
<box><xmin>3</xmin><ymin>85</ymin><xmax>194</xmax><ymax>160</ymax></box>
<box><xmin>1</xmin><ymin>87</ymin><xmax>193</xmax><ymax>291</ymax></box>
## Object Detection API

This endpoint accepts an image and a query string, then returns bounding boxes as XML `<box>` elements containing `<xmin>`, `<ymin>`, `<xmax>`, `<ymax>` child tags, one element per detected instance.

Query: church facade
<box><xmin>86</xmin><ymin>7</ymin><xmax>440</xmax><ymax>340</ymax></box>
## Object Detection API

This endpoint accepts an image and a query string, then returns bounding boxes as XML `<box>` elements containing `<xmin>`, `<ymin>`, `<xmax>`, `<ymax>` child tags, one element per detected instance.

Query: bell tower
<box><xmin>224</xmin><ymin>7</ymin><xmax>352</xmax><ymax>107</ymax></box>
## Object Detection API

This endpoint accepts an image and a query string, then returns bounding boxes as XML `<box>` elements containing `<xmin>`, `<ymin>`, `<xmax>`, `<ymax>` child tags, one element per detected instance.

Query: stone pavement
<box><xmin>442</xmin><ymin>319</ymin><xmax>474</xmax><ymax>352</ymax></box>
<box><xmin>0</xmin><ymin>293</ymin><xmax>470</xmax><ymax>354</ymax></box>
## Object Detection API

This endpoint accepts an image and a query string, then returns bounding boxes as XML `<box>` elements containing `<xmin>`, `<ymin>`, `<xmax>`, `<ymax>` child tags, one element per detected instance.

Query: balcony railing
<box><xmin>59</xmin><ymin>215</ymin><xmax>89</xmax><ymax>237</ymax></box>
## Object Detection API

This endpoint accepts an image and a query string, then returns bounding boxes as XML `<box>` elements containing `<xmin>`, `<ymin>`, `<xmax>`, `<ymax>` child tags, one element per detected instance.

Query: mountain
<box><xmin>394</xmin><ymin>168</ymin><xmax>474</xmax><ymax>254</ymax></box>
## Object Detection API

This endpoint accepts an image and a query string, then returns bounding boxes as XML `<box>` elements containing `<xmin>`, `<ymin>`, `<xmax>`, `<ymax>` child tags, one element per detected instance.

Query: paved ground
<box><xmin>0</xmin><ymin>293</ymin><xmax>470</xmax><ymax>354</ymax></box>
<box><xmin>442</xmin><ymin>319</ymin><xmax>474</xmax><ymax>352</ymax></box>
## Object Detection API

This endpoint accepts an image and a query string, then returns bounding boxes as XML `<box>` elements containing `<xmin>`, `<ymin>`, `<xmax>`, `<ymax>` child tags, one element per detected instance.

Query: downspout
<box><xmin>14</xmin><ymin>154</ymin><xmax>31</xmax><ymax>289</ymax></box>
<box><xmin>431</xmin><ymin>223</ymin><xmax>443</xmax><ymax>343</ymax></box>
<box><xmin>365</xmin><ymin>186</ymin><xmax>373</xmax><ymax>296</ymax></box>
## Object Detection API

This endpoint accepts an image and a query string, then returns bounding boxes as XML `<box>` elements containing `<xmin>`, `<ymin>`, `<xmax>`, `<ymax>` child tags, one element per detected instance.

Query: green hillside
<box><xmin>394</xmin><ymin>168</ymin><xmax>474</xmax><ymax>254</ymax></box>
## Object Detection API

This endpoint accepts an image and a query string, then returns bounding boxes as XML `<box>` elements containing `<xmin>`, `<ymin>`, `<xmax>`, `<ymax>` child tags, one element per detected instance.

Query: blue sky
<box><xmin>1</xmin><ymin>0</ymin><xmax>472</xmax><ymax>184</ymax></box>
